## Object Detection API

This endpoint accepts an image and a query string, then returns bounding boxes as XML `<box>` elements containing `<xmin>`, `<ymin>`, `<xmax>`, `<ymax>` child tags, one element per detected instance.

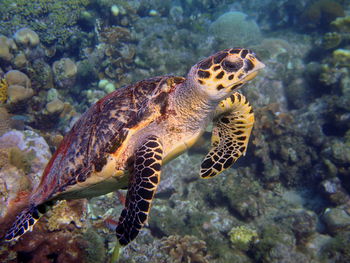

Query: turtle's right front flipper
<box><xmin>4</xmin><ymin>203</ymin><xmax>50</xmax><ymax>241</ymax></box>
<box><xmin>116</xmin><ymin>136</ymin><xmax>163</xmax><ymax>246</ymax></box>
<box><xmin>200</xmin><ymin>92</ymin><xmax>254</xmax><ymax>178</ymax></box>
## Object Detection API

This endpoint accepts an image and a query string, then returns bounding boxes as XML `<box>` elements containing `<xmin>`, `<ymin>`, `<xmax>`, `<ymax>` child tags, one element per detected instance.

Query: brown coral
<box><xmin>322</xmin><ymin>32</ymin><xmax>342</xmax><ymax>49</ymax></box>
<box><xmin>301</xmin><ymin>0</ymin><xmax>345</xmax><ymax>28</ymax></box>
<box><xmin>331</xmin><ymin>15</ymin><xmax>350</xmax><ymax>33</ymax></box>
<box><xmin>4</xmin><ymin>70</ymin><xmax>31</xmax><ymax>88</ymax></box>
<box><xmin>0</xmin><ymin>107</ymin><xmax>11</xmax><ymax>136</ymax></box>
<box><xmin>161</xmin><ymin>235</ymin><xmax>211</xmax><ymax>263</ymax></box>
<box><xmin>47</xmin><ymin>200</ymin><xmax>87</xmax><ymax>232</ymax></box>
<box><xmin>0</xmin><ymin>35</ymin><xmax>14</xmax><ymax>62</ymax></box>
<box><xmin>52</xmin><ymin>58</ymin><xmax>77</xmax><ymax>88</ymax></box>
<box><xmin>99</xmin><ymin>26</ymin><xmax>132</xmax><ymax>45</ymax></box>
<box><xmin>0</xmin><ymin>78</ymin><xmax>8</xmax><ymax>104</ymax></box>
<box><xmin>2</xmin><ymin>228</ymin><xmax>86</xmax><ymax>263</ymax></box>
<box><xmin>0</xmin><ymin>200</ymin><xmax>89</xmax><ymax>263</ymax></box>
<box><xmin>4</xmin><ymin>70</ymin><xmax>34</xmax><ymax>105</ymax></box>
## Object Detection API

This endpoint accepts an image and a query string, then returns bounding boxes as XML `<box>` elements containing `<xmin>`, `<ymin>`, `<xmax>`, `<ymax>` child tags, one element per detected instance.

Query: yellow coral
<box><xmin>0</xmin><ymin>78</ymin><xmax>8</xmax><ymax>104</ymax></box>
<box><xmin>322</xmin><ymin>32</ymin><xmax>342</xmax><ymax>49</ymax></box>
<box><xmin>229</xmin><ymin>225</ymin><xmax>258</xmax><ymax>250</ymax></box>
<box><xmin>331</xmin><ymin>16</ymin><xmax>350</xmax><ymax>33</ymax></box>
<box><xmin>47</xmin><ymin>200</ymin><xmax>86</xmax><ymax>231</ymax></box>
<box><xmin>333</xmin><ymin>49</ymin><xmax>350</xmax><ymax>66</ymax></box>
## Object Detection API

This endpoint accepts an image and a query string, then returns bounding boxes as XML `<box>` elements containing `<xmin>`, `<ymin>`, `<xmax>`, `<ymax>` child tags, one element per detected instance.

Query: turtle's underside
<box><xmin>4</xmin><ymin>48</ymin><xmax>264</xmax><ymax>246</ymax></box>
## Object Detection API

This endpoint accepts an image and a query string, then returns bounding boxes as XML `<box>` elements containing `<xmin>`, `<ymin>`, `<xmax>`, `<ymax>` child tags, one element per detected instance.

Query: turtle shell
<box><xmin>31</xmin><ymin>76</ymin><xmax>185</xmax><ymax>204</ymax></box>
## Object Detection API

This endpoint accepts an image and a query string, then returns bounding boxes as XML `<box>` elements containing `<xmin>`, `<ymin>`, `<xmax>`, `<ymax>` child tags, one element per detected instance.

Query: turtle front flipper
<box><xmin>116</xmin><ymin>136</ymin><xmax>163</xmax><ymax>246</ymax></box>
<box><xmin>4</xmin><ymin>203</ymin><xmax>50</xmax><ymax>241</ymax></box>
<box><xmin>200</xmin><ymin>92</ymin><xmax>254</xmax><ymax>178</ymax></box>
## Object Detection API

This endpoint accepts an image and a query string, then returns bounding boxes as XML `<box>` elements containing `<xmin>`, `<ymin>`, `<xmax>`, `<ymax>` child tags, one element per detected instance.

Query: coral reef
<box><xmin>0</xmin><ymin>107</ymin><xmax>11</xmax><ymax>135</ymax></box>
<box><xmin>229</xmin><ymin>225</ymin><xmax>258</xmax><ymax>251</ymax></box>
<box><xmin>0</xmin><ymin>35</ymin><xmax>14</xmax><ymax>62</ymax></box>
<box><xmin>332</xmin><ymin>48</ymin><xmax>350</xmax><ymax>66</ymax></box>
<box><xmin>322</xmin><ymin>208</ymin><xmax>350</xmax><ymax>234</ymax></box>
<box><xmin>321</xmin><ymin>232</ymin><xmax>350</xmax><ymax>262</ymax></box>
<box><xmin>45</xmin><ymin>98</ymin><xmax>65</xmax><ymax>115</ymax></box>
<box><xmin>331</xmin><ymin>15</ymin><xmax>350</xmax><ymax>32</ymax></box>
<box><xmin>321</xmin><ymin>32</ymin><xmax>342</xmax><ymax>49</ymax></box>
<box><xmin>301</xmin><ymin>0</ymin><xmax>345</xmax><ymax>28</ymax></box>
<box><xmin>209</xmin><ymin>11</ymin><xmax>261</xmax><ymax>48</ymax></box>
<box><xmin>0</xmin><ymin>0</ymin><xmax>90</xmax><ymax>45</ymax></box>
<box><xmin>161</xmin><ymin>235</ymin><xmax>211</xmax><ymax>263</ymax></box>
<box><xmin>4</xmin><ymin>70</ymin><xmax>33</xmax><ymax>105</ymax></box>
<box><xmin>13</xmin><ymin>28</ymin><xmax>40</xmax><ymax>47</ymax></box>
<box><xmin>320</xmin><ymin>177</ymin><xmax>350</xmax><ymax>205</ymax></box>
<box><xmin>46</xmin><ymin>200</ymin><xmax>87</xmax><ymax>231</ymax></box>
<box><xmin>52</xmin><ymin>58</ymin><xmax>78</xmax><ymax>89</ymax></box>
<box><xmin>0</xmin><ymin>0</ymin><xmax>350</xmax><ymax>262</ymax></box>
<box><xmin>0</xmin><ymin>187</ymin><xmax>92</xmax><ymax>263</ymax></box>
<box><xmin>4</xmin><ymin>70</ymin><xmax>31</xmax><ymax>88</ymax></box>
<box><xmin>0</xmin><ymin>130</ymin><xmax>51</xmax><ymax>226</ymax></box>
<box><xmin>0</xmin><ymin>78</ymin><xmax>8</xmax><ymax>104</ymax></box>
<box><xmin>1</xmin><ymin>221</ymin><xmax>88</xmax><ymax>263</ymax></box>
<box><xmin>81</xmin><ymin>228</ymin><xmax>106</xmax><ymax>263</ymax></box>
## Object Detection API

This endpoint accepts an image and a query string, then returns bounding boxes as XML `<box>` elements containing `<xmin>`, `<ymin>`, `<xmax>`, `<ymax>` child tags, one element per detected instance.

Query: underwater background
<box><xmin>0</xmin><ymin>0</ymin><xmax>350</xmax><ymax>262</ymax></box>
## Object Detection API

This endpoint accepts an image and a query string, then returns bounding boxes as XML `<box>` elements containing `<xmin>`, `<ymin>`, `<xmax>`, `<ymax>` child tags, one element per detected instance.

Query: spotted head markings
<box><xmin>196</xmin><ymin>48</ymin><xmax>261</xmax><ymax>92</ymax></box>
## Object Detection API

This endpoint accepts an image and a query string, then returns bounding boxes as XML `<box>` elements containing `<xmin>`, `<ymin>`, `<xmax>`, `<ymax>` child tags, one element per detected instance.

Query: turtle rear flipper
<box><xmin>200</xmin><ymin>92</ymin><xmax>254</xmax><ymax>178</ymax></box>
<box><xmin>5</xmin><ymin>203</ymin><xmax>50</xmax><ymax>241</ymax></box>
<box><xmin>116</xmin><ymin>136</ymin><xmax>163</xmax><ymax>246</ymax></box>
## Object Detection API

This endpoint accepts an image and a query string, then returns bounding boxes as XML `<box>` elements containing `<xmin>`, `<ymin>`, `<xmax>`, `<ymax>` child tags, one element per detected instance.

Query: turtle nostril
<box><xmin>222</xmin><ymin>59</ymin><xmax>243</xmax><ymax>72</ymax></box>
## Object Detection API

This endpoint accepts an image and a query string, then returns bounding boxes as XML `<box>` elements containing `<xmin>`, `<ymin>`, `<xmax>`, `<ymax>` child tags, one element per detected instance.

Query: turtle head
<box><xmin>189</xmin><ymin>48</ymin><xmax>265</xmax><ymax>101</ymax></box>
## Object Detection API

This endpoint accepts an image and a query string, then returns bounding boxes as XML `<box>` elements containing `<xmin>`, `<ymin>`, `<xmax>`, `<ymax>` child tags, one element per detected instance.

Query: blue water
<box><xmin>0</xmin><ymin>0</ymin><xmax>349</xmax><ymax>262</ymax></box>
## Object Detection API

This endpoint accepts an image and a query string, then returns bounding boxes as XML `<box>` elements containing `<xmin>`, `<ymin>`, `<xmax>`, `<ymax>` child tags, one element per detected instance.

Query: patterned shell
<box><xmin>33</xmin><ymin>76</ymin><xmax>185</xmax><ymax>203</ymax></box>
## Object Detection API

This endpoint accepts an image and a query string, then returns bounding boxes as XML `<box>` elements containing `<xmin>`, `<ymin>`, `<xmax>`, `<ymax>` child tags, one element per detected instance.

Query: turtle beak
<box><xmin>253</xmin><ymin>59</ymin><xmax>265</xmax><ymax>71</ymax></box>
<box><xmin>244</xmin><ymin>58</ymin><xmax>265</xmax><ymax>81</ymax></box>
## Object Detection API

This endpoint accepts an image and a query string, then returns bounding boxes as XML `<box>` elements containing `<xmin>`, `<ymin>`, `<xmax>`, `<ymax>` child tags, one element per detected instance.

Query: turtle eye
<box><xmin>222</xmin><ymin>59</ymin><xmax>243</xmax><ymax>72</ymax></box>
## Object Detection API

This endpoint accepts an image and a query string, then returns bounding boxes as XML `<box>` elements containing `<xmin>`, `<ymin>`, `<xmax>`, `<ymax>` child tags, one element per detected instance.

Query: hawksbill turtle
<box><xmin>4</xmin><ymin>48</ymin><xmax>264</xmax><ymax>246</ymax></box>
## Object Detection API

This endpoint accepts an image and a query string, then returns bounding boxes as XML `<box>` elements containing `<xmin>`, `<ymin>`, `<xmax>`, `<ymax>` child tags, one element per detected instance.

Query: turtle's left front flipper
<box><xmin>4</xmin><ymin>202</ymin><xmax>52</xmax><ymax>242</ymax></box>
<box><xmin>200</xmin><ymin>92</ymin><xmax>254</xmax><ymax>178</ymax></box>
<box><xmin>116</xmin><ymin>136</ymin><xmax>162</xmax><ymax>246</ymax></box>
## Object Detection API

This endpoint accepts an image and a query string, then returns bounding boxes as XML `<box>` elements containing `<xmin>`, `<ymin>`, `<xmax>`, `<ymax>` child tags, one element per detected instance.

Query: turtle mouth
<box><xmin>239</xmin><ymin>59</ymin><xmax>265</xmax><ymax>82</ymax></box>
<box><xmin>243</xmin><ymin>71</ymin><xmax>259</xmax><ymax>82</ymax></box>
<box><xmin>251</xmin><ymin>59</ymin><xmax>265</xmax><ymax>71</ymax></box>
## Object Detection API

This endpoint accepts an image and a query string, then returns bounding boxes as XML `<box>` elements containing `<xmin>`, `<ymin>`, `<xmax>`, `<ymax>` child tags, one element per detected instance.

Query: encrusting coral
<box><xmin>301</xmin><ymin>0</ymin><xmax>345</xmax><ymax>28</ymax></box>
<box><xmin>321</xmin><ymin>32</ymin><xmax>342</xmax><ymax>49</ymax></box>
<box><xmin>52</xmin><ymin>58</ymin><xmax>77</xmax><ymax>88</ymax></box>
<box><xmin>331</xmin><ymin>15</ymin><xmax>350</xmax><ymax>33</ymax></box>
<box><xmin>0</xmin><ymin>78</ymin><xmax>8</xmax><ymax>104</ymax></box>
<box><xmin>13</xmin><ymin>27</ymin><xmax>40</xmax><ymax>47</ymax></box>
<box><xmin>4</xmin><ymin>70</ymin><xmax>34</xmax><ymax>105</ymax></box>
<box><xmin>229</xmin><ymin>225</ymin><xmax>258</xmax><ymax>251</ymax></box>
<box><xmin>0</xmin><ymin>35</ymin><xmax>14</xmax><ymax>62</ymax></box>
<box><xmin>161</xmin><ymin>235</ymin><xmax>211</xmax><ymax>263</ymax></box>
<box><xmin>332</xmin><ymin>49</ymin><xmax>350</xmax><ymax>66</ymax></box>
<box><xmin>46</xmin><ymin>98</ymin><xmax>65</xmax><ymax>115</ymax></box>
<box><xmin>209</xmin><ymin>11</ymin><xmax>261</xmax><ymax>48</ymax></box>
<box><xmin>0</xmin><ymin>0</ymin><xmax>90</xmax><ymax>45</ymax></box>
<box><xmin>47</xmin><ymin>200</ymin><xmax>87</xmax><ymax>231</ymax></box>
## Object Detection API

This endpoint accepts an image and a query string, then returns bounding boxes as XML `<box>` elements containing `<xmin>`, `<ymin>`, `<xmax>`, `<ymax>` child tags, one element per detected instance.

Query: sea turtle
<box><xmin>4</xmin><ymin>48</ymin><xmax>264</xmax><ymax>246</ymax></box>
